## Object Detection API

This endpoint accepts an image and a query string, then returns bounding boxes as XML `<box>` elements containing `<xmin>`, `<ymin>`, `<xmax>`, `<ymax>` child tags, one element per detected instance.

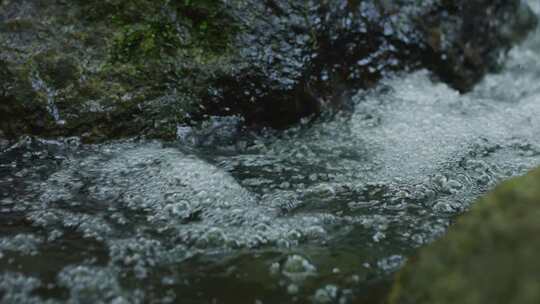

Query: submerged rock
<box><xmin>0</xmin><ymin>0</ymin><xmax>537</xmax><ymax>140</ymax></box>
<box><xmin>389</xmin><ymin>167</ymin><xmax>540</xmax><ymax>304</ymax></box>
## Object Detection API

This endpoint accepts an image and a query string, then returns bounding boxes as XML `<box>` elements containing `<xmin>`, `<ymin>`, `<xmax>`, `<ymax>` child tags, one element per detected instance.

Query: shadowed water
<box><xmin>2</xmin><ymin>3</ymin><xmax>540</xmax><ymax>303</ymax></box>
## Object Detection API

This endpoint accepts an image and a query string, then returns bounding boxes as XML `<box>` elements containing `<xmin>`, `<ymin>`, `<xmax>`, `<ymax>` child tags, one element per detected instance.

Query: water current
<box><xmin>1</xmin><ymin>2</ymin><xmax>540</xmax><ymax>303</ymax></box>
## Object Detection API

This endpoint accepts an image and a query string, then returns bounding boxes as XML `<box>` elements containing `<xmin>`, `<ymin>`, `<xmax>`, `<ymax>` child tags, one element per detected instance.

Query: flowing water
<box><xmin>2</xmin><ymin>3</ymin><xmax>540</xmax><ymax>303</ymax></box>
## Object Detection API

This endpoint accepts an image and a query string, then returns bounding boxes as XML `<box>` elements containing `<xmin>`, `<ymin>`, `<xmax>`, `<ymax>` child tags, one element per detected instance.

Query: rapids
<box><xmin>1</xmin><ymin>2</ymin><xmax>540</xmax><ymax>303</ymax></box>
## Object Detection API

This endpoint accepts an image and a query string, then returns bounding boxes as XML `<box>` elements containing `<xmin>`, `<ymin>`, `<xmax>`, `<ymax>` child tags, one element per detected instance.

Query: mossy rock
<box><xmin>0</xmin><ymin>59</ymin><xmax>55</xmax><ymax>137</ymax></box>
<box><xmin>0</xmin><ymin>0</ymin><xmax>537</xmax><ymax>141</ymax></box>
<box><xmin>389</xmin><ymin>167</ymin><xmax>540</xmax><ymax>304</ymax></box>
<box><xmin>0</xmin><ymin>0</ymin><xmax>236</xmax><ymax>141</ymax></box>
<box><xmin>34</xmin><ymin>51</ymin><xmax>81</xmax><ymax>89</ymax></box>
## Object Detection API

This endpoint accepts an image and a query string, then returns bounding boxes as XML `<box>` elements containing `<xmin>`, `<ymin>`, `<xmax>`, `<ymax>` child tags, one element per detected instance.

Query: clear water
<box><xmin>2</xmin><ymin>3</ymin><xmax>540</xmax><ymax>303</ymax></box>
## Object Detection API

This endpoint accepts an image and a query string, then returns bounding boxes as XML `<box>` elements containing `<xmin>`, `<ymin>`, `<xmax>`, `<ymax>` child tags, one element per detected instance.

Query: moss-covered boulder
<box><xmin>0</xmin><ymin>58</ymin><xmax>54</xmax><ymax>137</ymax></box>
<box><xmin>389</xmin><ymin>167</ymin><xmax>540</xmax><ymax>304</ymax></box>
<box><xmin>0</xmin><ymin>0</ymin><xmax>235</xmax><ymax>142</ymax></box>
<box><xmin>0</xmin><ymin>0</ymin><xmax>537</xmax><ymax>141</ymax></box>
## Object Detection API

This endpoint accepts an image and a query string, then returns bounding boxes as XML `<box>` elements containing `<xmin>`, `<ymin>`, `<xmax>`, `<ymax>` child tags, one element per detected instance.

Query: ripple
<box><xmin>2</xmin><ymin>2</ymin><xmax>540</xmax><ymax>302</ymax></box>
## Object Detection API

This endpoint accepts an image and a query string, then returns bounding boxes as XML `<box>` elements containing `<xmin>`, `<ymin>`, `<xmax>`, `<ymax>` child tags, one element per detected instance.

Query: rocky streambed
<box><xmin>2</xmin><ymin>0</ymin><xmax>540</xmax><ymax>303</ymax></box>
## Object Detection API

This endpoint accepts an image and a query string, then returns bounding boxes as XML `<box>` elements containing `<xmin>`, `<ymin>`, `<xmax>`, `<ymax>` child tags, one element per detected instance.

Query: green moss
<box><xmin>0</xmin><ymin>0</ymin><xmax>239</xmax><ymax>141</ymax></box>
<box><xmin>75</xmin><ymin>0</ymin><xmax>159</xmax><ymax>23</ymax></box>
<box><xmin>0</xmin><ymin>59</ymin><xmax>55</xmax><ymax>137</ymax></box>
<box><xmin>2</xmin><ymin>18</ymin><xmax>35</xmax><ymax>32</ymax></box>
<box><xmin>176</xmin><ymin>0</ymin><xmax>237</xmax><ymax>53</ymax></box>
<box><xmin>389</xmin><ymin>168</ymin><xmax>540</xmax><ymax>304</ymax></box>
<box><xmin>87</xmin><ymin>0</ymin><xmax>237</xmax><ymax>64</ymax></box>
<box><xmin>0</xmin><ymin>60</ymin><xmax>10</xmax><ymax>98</ymax></box>
<box><xmin>33</xmin><ymin>51</ymin><xmax>80</xmax><ymax>89</ymax></box>
<box><xmin>110</xmin><ymin>20</ymin><xmax>180</xmax><ymax>64</ymax></box>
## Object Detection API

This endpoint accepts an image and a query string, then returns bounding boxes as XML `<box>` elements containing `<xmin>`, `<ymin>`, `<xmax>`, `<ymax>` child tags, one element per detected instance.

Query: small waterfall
<box><xmin>30</xmin><ymin>73</ymin><xmax>66</xmax><ymax>126</ymax></box>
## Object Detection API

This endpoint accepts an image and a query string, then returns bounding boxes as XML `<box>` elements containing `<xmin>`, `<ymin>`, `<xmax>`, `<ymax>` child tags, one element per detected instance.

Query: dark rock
<box><xmin>0</xmin><ymin>58</ymin><xmax>54</xmax><ymax>137</ymax></box>
<box><xmin>200</xmin><ymin>0</ymin><xmax>538</xmax><ymax>128</ymax></box>
<box><xmin>389</xmin><ymin>167</ymin><xmax>540</xmax><ymax>304</ymax></box>
<box><xmin>0</xmin><ymin>130</ymin><xmax>9</xmax><ymax>150</ymax></box>
<box><xmin>0</xmin><ymin>0</ymin><xmax>537</xmax><ymax>140</ymax></box>
<box><xmin>419</xmin><ymin>0</ymin><xmax>539</xmax><ymax>90</ymax></box>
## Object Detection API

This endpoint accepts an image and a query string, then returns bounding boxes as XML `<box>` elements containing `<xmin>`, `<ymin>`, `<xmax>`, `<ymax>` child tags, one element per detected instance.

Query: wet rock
<box><xmin>0</xmin><ymin>0</ymin><xmax>537</xmax><ymax>139</ymax></box>
<box><xmin>389</xmin><ymin>167</ymin><xmax>540</xmax><ymax>304</ymax></box>
<box><xmin>200</xmin><ymin>0</ymin><xmax>538</xmax><ymax>127</ymax></box>
<box><xmin>0</xmin><ymin>130</ymin><xmax>9</xmax><ymax>150</ymax></box>
<box><xmin>0</xmin><ymin>59</ymin><xmax>53</xmax><ymax>137</ymax></box>
<box><xmin>419</xmin><ymin>0</ymin><xmax>539</xmax><ymax>90</ymax></box>
<box><xmin>0</xmin><ymin>0</ymin><xmax>230</xmax><ymax>141</ymax></box>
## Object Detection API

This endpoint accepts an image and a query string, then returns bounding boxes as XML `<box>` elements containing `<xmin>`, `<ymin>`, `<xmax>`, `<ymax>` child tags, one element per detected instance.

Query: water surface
<box><xmin>2</xmin><ymin>3</ymin><xmax>540</xmax><ymax>303</ymax></box>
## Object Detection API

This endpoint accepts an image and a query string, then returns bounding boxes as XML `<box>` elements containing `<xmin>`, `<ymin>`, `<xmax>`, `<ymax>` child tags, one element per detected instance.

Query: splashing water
<box><xmin>2</xmin><ymin>5</ymin><xmax>540</xmax><ymax>304</ymax></box>
<box><xmin>30</xmin><ymin>73</ymin><xmax>66</xmax><ymax>126</ymax></box>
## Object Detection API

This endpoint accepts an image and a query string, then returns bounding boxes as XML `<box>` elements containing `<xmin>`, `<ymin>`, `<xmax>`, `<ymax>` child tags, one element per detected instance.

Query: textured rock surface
<box><xmin>389</xmin><ymin>167</ymin><xmax>540</xmax><ymax>304</ymax></box>
<box><xmin>0</xmin><ymin>0</ymin><xmax>234</xmax><ymax>141</ymax></box>
<box><xmin>0</xmin><ymin>0</ymin><xmax>537</xmax><ymax>141</ymax></box>
<box><xmin>202</xmin><ymin>0</ymin><xmax>538</xmax><ymax>128</ymax></box>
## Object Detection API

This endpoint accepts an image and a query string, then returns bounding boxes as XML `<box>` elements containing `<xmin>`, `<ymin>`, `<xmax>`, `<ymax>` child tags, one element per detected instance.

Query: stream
<box><xmin>2</xmin><ymin>2</ymin><xmax>540</xmax><ymax>303</ymax></box>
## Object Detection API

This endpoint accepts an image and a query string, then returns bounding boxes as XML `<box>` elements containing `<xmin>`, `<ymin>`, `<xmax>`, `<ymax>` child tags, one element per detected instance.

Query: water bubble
<box><xmin>377</xmin><ymin>255</ymin><xmax>406</xmax><ymax>273</ymax></box>
<box><xmin>0</xmin><ymin>234</ymin><xmax>42</xmax><ymax>256</ymax></box>
<box><xmin>287</xmin><ymin>283</ymin><xmax>299</xmax><ymax>295</ymax></box>
<box><xmin>372</xmin><ymin>231</ymin><xmax>386</xmax><ymax>243</ymax></box>
<box><xmin>282</xmin><ymin>255</ymin><xmax>317</xmax><ymax>283</ymax></box>
<box><xmin>313</xmin><ymin>285</ymin><xmax>339</xmax><ymax>304</ymax></box>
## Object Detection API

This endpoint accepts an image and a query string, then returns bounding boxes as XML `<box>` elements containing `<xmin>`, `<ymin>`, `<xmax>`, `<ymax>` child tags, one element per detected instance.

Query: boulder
<box><xmin>0</xmin><ymin>0</ymin><xmax>537</xmax><ymax>141</ymax></box>
<box><xmin>389</xmin><ymin>167</ymin><xmax>540</xmax><ymax>304</ymax></box>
